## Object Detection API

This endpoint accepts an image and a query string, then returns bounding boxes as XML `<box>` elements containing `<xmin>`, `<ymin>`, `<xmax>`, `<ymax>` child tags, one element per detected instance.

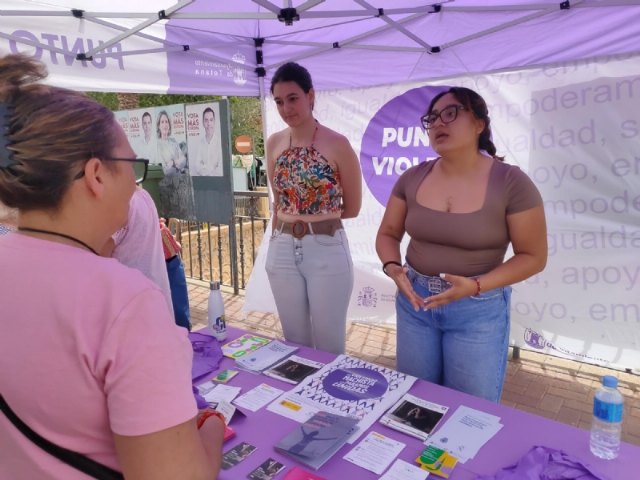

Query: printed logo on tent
<box><xmin>359</xmin><ymin>85</ymin><xmax>449</xmax><ymax>206</ymax></box>
<box><xmin>323</xmin><ymin>368</ymin><xmax>388</xmax><ymax>401</ymax></box>
<box><xmin>232</xmin><ymin>52</ymin><xmax>247</xmax><ymax>86</ymax></box>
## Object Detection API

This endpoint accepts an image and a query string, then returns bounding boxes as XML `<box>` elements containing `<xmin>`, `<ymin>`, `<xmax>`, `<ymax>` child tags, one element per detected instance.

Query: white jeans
<box><xmin>265</xmin><ymin>229</ymin><xmax>353</xmax><ymax>354</ymax></box>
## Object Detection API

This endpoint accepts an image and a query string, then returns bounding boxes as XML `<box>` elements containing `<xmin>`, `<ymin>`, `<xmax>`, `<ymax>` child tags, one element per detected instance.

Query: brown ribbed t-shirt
<box><xmin>392</xmin><ymin>159</ymin><xmax>542</xmax><ymax>277</ymax></box>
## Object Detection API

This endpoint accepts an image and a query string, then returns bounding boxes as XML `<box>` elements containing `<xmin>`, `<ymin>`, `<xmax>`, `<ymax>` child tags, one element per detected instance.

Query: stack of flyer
<box><xmin>263</xmin><ymin>355</ymin><xmax>325</xmax><ymax>384</ymax></box>
<box><xmin>379</xmin><ymin>393</ymin><xmax>448</xmax><ymax>441</ymax></box>
<box><xmin>426</xmin><ymin>405</ymin><xmax>503</xmax><ymax>464</ymax></box>
<box><xmin>221</xmin><ymin>333</ymin><xmax>271</xmax><ymax>359</ymax></box>
<box><xmin>235</xmin><ymin>340</ymin><xmax>298</xmax><ymax>373</ymax></box>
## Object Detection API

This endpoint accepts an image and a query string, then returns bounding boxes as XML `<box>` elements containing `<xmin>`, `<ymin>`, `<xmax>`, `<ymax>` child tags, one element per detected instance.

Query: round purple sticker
<box><xmin>359</xmin><ymin>85</ymin><xmax>449</xmax><ymax>206</ymax></box>
<box><xmin>322</xmin><ymin>367</ymin><xmax>388</xmax><ymax>401</ymax></box>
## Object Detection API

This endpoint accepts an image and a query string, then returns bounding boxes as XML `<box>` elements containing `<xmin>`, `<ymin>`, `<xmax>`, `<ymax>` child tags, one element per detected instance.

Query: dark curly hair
<box><xmin>426</xmin><ymin>87</ymin><xmax>504</xmax><ymax>160</ymax></box>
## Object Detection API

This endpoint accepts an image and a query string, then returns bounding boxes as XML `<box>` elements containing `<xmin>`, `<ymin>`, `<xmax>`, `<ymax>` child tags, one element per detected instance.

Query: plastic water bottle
<box><xmin>590</xmin><ymin>375</ymin><xmax>624</xmax><ymax>459</ymax></box>
<box><xmin>207</xmin><ymin>281</ymin><xmax>227</xmax><ymax>341</ymax></box>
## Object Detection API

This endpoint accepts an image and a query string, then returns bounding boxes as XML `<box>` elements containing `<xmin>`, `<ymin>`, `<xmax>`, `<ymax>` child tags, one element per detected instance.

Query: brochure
<box><xmin>275</xmin><ymin>411</ymin><xmax>359</xmax><ymax>470</ymax></box>
<box><xmin>236</xmin><ymin>340</ymin><xmax>299</xmax><ymax>373</ymax></box>
<box><xmin>343</xmin><ymin>431</ymin><xmax>405</xmax><ymax>475</ymax></box>
<box><xmin>416</xmin><ymin>445</ymin><xmax>458</xmax><ymax>478</ymax></box>
<box><xmin>221</xmin><ymin>333</ymin><xmax>271</xmax><ymax>358</ymax></box>
<box><xmin>263</xmin><ymin>355</ymin><xmax>325</xmax><ymax>384</ymax></box>
<box><xmin>379</xmin><ymin>393</ymin><xmax>449</xmax><ymax>441</ymax></box>
<box><xmin>268</xmin><ymin>354</ymin><xmax>416</xmax><ymax>443</ymax></box>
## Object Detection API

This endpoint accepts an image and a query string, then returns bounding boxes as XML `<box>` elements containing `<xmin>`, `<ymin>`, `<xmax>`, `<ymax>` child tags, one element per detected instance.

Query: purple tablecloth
<box><xmin>195</xmin><ymin>327</ymin><xmax>639</xmax><ymax>480</ymax></box>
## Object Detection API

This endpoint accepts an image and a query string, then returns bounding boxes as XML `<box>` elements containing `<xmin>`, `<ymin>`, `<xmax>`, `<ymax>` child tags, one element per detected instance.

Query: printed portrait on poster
<box><xmin>156</xmin><ymin>105</ymin><xmax>188</xmax><ymax>176</ymax></box>
<box><xmin>129</xmin><ymin>109</ymin><xmax>158</xmax><ymax>164</ymax></box>
<box><xmin>186</xmin><ymin>103</ymin><xmax>223</xmax><ymax>177</ymax></box>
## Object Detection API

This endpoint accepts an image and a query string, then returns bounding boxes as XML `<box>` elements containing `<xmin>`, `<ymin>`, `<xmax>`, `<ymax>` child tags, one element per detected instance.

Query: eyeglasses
<box><xmin>74</xmin><ymin>157</ymin><xmax>150</xmax><ymax>184</ymax></box>
<box><xmin>421</xmin><ymin>104</ymin><xmax>467</xmax><ymax>130</ymax></box>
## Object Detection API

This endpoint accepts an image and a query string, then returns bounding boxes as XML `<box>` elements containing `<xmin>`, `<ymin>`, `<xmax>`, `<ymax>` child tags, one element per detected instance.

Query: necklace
<box><xmin>289</xmin><ymin>120</ymin><xmax>319</xmax><ymax>148</ymax></box>
<box><xmin>18</xmin><ymin>227</ymin><xmax>99</xmax><ymax>255</ymax></box>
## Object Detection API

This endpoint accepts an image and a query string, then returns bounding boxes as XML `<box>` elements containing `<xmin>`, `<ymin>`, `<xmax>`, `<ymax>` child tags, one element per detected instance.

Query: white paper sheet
<box><xmin>233</xmin><ymin>383</ymin><xmax>284</xmax><ymax>412</ymax></box>
<box><xmin>427</xmin><ymin>405</ymin><xmax>503</xmax><ymax>463</ymax></box>
<box><xmin>343</xmin><ymin>431</ymin><xmax>405</xmax><ymax>475</ymax></box>
<box><xmin>379</xmin><ymin>459</ymin><xmax>429</xmax><ymax>480</ymax></box>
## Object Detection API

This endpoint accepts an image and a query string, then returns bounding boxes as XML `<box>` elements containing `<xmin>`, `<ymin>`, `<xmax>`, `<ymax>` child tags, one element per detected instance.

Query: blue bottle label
<box><xmin>594</xmin><ymin>397</ymin><xmax>623</xmax><ymax>422</ymax></box>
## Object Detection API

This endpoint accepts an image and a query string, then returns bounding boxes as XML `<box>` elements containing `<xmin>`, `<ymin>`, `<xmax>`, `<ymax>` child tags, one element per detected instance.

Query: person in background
<box><xmin>160</xmin><ymin>217</ymin><xmax>192</xmax><ymax>330</ymax></box>
<box><xmin>102</xmin><ymin>186</ymin><xmax>175</xmax><ymax>319</ymax></box>
<box><xmin>376</xmin><ymin>86</ymin><xmax>547</xmax><ymax>402</ymax></box>
<box><xmin>157</xmin><ymin>110</ymin><xmax>187</xmax><ymax>175</ymax></box>
<box><xmin>0</xmin><ymin>54</ymin><xmax>223</xmax><ymax>479</ymax></box>
<box><xmin>265</xmin><ymin>62</ymin><xmax>362</xmax><ymax>355</ymax></box>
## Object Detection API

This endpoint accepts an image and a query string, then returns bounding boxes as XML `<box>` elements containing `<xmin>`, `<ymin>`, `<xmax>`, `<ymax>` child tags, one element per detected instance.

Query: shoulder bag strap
<box><xmin>0</xmin><ymin>394</ymin><xmax>124</xmax><ymax>480</ymax></box>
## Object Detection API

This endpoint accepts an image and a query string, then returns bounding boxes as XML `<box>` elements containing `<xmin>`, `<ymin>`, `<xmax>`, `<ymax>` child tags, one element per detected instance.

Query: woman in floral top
<box><xmin>266</xmin><ymin>62</ymin><xmax>362</xmax><ymax>354</ymax></box>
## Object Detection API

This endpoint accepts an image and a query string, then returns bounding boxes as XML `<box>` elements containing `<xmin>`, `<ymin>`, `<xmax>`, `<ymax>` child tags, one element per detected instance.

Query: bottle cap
<box><xmin>210</xmin><ymin>281</ymin><xmax>220</xmax><ymax>290</ymax></box>
<box><xmin>602</xmin><ymin>375</ymin><xmax>618</xmax><ymax>388</ymax></box>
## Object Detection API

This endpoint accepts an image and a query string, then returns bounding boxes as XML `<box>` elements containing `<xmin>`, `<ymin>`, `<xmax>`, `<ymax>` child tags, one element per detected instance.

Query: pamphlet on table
<box><xmin>233</xmin><ymin>383</ymin><xmax>284</xmax><ymax>412</ymax></box>
<box><xmin>268</xmin><ymin>354</ymin><xmax>416</xmax><ymax>442</ymax></box>
<box><xmin>343</xmin><ymin>431</ymin><xmax>405</xmax><ymax>475</ymax></box>
<box><xmin>427</xmin><ymin>405</ymin><xmax>503</xmax><ymax>463</ymax></box>
<box><xmin>380</xmin><ymin>393</ymin><xmax>449</xmax><ymax>441</ymax></box>
<box><xmin>236</xmin><ymin>340</ymin><xmax>299</xmax><ymax>373</ymax></box>
<box><xmin>263</xmin><ymin>355</ymin><xmax>325</xmax><ymax>384</ymax></box>
<box><xmin>222</xmin><ymin>333</ymin><xmax>271</xmax><ymax>358</ymax></box>
<box><xmin>380</xmin><ymin>459</ymin><xmax>429</xmax><ymax>480</ymax></box>
<box><xmin>416</xmin><ymin>444</ymin><xmax>458</xmax><ymax>478</ymax></box>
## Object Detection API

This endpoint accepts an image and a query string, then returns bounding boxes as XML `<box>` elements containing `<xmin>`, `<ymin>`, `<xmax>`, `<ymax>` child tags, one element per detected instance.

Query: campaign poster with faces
<box><xmin>186</xmin><ymin>103</ymin><xmax>224</xmax><ymax>177</ymax></box>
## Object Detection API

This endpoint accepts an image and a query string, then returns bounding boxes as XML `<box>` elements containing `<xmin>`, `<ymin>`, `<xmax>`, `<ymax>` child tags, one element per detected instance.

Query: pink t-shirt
<box><xmin>0</xmin><ymin>234</ymin><xmax>197</xmax><ymax>479</ymax></box>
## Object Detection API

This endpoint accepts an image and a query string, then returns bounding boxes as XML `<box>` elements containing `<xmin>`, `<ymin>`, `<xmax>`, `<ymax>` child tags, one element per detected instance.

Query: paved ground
<box><xmin>187</xmin><ymin>281</ymin><xmax>640</xmax><ymax>446</ymax></box>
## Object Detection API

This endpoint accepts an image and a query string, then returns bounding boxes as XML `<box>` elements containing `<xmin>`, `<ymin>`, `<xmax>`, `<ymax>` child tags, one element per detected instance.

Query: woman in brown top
<box><xmin>376</xmin><ymin>87</ymin><xmax>547</xmax><ymax>401</ymax></box>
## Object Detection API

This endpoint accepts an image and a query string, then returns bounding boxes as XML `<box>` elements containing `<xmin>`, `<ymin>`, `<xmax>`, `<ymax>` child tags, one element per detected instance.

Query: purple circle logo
<box><xmin>360</xmin><ymin>85</ymin><xmax>448</xmax><ymax>206</ymax></box>
<box><xmin>322</xmin><ymin>368</ymin><xmax>388</xmax><ymax>401</ymax></box>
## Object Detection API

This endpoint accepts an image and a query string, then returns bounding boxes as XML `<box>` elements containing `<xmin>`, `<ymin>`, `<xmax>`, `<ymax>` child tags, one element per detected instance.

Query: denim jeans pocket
<box><xmin>469</xmin><ymin>288</ymin><xmax>503</xmax><ymax>301</ymax></box>
<box><xmin>313</xmin><ymin>230</ymin><xmax>345</xmax><ymax>246</ymax></box>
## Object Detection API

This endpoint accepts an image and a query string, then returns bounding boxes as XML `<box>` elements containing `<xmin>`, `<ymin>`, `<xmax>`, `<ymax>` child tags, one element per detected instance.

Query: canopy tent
<box><xmin>2</xmin><ymin>2</ymin><xmax>640</xmax><ymax>370</ymax></box>
<box><xmin>2</xmin><ymin>0</ymin><xmax>640</xmax><ymax>95</ymax></box>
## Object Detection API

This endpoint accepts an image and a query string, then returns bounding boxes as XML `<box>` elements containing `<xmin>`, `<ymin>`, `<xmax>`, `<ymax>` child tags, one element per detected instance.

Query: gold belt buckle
<box><xmin>291</xmin><ymin>220</ymin><xmax>308</xmax><ymax>239</ymax></box>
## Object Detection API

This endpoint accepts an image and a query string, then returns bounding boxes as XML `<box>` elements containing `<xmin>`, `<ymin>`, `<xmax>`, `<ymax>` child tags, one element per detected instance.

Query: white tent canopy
<box><xmin>2</xmin><ymin>2</ymin><xmax>640</xmax><ymax>370</ymax></box>
<box><xmin>2</xmin><ymin>1</ymin><xmax>640</xmax><ymax>95</ymax></box>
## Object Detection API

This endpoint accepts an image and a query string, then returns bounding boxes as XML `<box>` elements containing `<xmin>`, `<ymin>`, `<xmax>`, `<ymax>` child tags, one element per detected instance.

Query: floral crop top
<box><xmin>272</xmin><ymin>132</ymin><xmax>343</xmax><ymax>216</ymax></box>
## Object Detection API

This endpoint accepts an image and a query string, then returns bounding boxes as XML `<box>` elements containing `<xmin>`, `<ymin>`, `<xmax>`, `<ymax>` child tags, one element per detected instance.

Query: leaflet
<box><xmin>269</xmin><ymin>354</ymin><xmax>415</xmax><ymax>443</ymax></box>
<box><xmin>380</xmin><ymin>393</ymin><xmax>448</xmax><ymax>441</ymax></box>
<box><xmin>427</xmin><ymin>405</ymin><xmax>503</xmax><ymax>463</ymax></box>
<box><xmin>236</xmin><ymin>340</ymin><xmax>298</xmax><ymax>373</ymax></box>
<box><xmin>233</xmin><ymin>383</ymin><xmax>284</xmax><ymax>412</ymax></box>
<box><xmin>263</xmin><ymin>355</ymin><xmax>325</xmax><ymax>384</ymax></box>
<box><xmin>380</xmin><ymin>459</ymin><xmax>429</xmax><ymax>480</ymax></box>
<box><xmin>343</xmin><ymin>431</ymin><xmax>405</xmax><ymax>475</ymax></box>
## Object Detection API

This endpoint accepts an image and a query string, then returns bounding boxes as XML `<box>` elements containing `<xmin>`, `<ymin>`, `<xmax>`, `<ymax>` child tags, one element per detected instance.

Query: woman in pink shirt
<box><xmin>0</xmin><ymin>54</ymin><xmax>223</xmax><ymax>479</ymax></box>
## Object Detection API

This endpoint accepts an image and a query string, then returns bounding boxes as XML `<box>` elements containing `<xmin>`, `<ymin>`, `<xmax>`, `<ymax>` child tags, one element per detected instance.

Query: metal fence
<box><xmin>171</xmin><ymin>190</ymin><xmax>270</xmax><ymax>293</ymax></box>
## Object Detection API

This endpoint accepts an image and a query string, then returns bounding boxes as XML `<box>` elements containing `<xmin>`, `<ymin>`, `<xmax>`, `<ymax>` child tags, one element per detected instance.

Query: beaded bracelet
<box><xmin>473</xmin><ymin>277</ymin><xmax>482</xmax><ymax>296</ymax></box>
<box><xmin>197</xmin><ymin>409</ymin><xmax>225</xmax><ymax>429</ymax></box>
<box><xmin>382</xmin><ymin>260</ymin><xmax>402</xmax><ymax>276</ymax></box>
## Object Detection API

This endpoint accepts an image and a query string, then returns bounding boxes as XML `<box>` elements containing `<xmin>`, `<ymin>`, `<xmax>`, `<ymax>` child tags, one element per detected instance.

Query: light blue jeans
<box><xmin>265</xmin><ymin>229</ymin><xmax>353</xmax><ymax>354</ymax></box>
<box><xmin>396</xmin><ymin>265</ymin><xmax>512</xmax><ymax>402</ymax></box>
